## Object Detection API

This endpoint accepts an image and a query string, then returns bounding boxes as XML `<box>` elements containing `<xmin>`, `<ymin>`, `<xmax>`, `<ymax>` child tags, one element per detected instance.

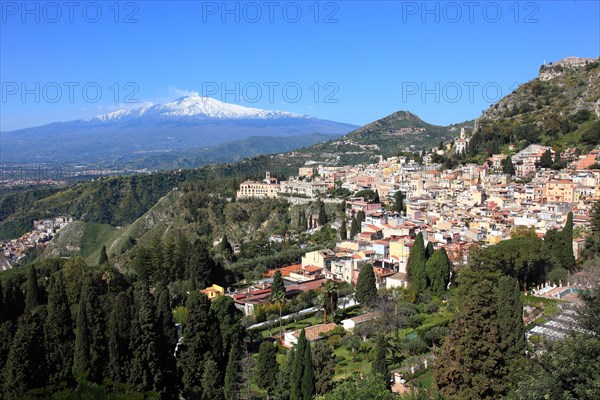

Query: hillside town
<box><xmin>0</xmin><ymin>216</ymin><xmax>72</xmax><ymax>269</ymax></box>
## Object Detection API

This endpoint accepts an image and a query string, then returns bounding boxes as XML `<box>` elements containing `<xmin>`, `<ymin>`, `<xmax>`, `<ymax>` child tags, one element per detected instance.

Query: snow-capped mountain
<box><xmin>90</xmin><ymin>96</ymin><xmax>308</xmax><ymax>123</ymax></box>
<box><xmin>1</xmin><ymin>97</ymin><xmax>357</xmax><ymax>164</ymax></box>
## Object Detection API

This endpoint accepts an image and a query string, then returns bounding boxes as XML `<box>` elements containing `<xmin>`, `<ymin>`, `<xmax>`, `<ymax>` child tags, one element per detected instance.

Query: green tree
<box><xmin>25</xmin><ymin>265</ymin><xmax>40</xmax><ymax>312</ymax></box>
<box><xmin>218</xmin><ymin>234</ymin><xmax>234</xmax><ymax>260</ymax></box>
<box><xmin>44</xmin><ymin>271</ymin><xmax>74</xmax><ymax>386</ymax></box>
<box><xmin>224</xmin><ymin>343</ymin><xmax>241</xmax><ymax>400</ymax></box>
<box><xmin>315</xmin><ymin>375</ymin><xmax>396</xmax><ymax>400</ymax></box>
<box><xmin>179</xmin><ymin>292</ymin><xmax>224</xmax><ymax>399</ymax></box>
<box><xmin>301</xmin><ymin>341</ymin><xmax>315</xmax><ymax>400</ymax></box>
<box><xmin>98</xmin><ymin>245</ymin><xmax>109</xmax><ymax>265</ymax></box>
<box><xmin>393</xmin><ymin>191</ymin><xmax>406</xmax><ymax>214</ymax></box>
<box><xmin>270</xmin><ymin>270</ymin><xmax>286</xmax><ymax>302</ymax></box>
<box><xmin>3</xmin><ymin>312</ymin><xmax>47</xmax><ymax>399</ymax></box>
<box><xmin>372</xmin><ymin>335</ymin><xmax>389</xmax><ymax>388</ymax></box>
<box><xmin>256</xmin><ymin>341</ymin><xmax>279</xmax><ymax>397</ymax></box>
<box><xmin>350</xmin><ymin>217</ymin><xmax>360</xmax><ymax>239</ymax></box>
<box><xmin>156</xmin><ymin>283</ymin><xmax>178</xmax><ymax>354</ymax></box>
<box><xmin>425</xmin><ymin>248</ymin><xmax>451</xmax><ymax>295</ymax></box>
<box><xmin>502</xmin><ymin>156</ymin><xmax>515</xmax><ymax>175</ymax></box>
<box><xmin>340</xmin><ymin>219</ymin><xmax>347</xmax><ymax>240</ymax></box>
<box><xmin>291</xmin><ymin>330</ymin><xmax>307</xmax><ymax>400</ymax></box>
<box><xmin>559</xmin><ymin>212</ymin><xmax>576</xmax><ymax>271</ymax></box>
<box><xmin>212</xmin><ymin>296</ymin><xmax>245</xmax><ymax>358</ymax></box>
<box><xmin>129</xmin><ymin>284</ymin><xmax>170</xmax><ymax>396</ymax></box>
<box><xmin>311</xmin><ymin>341</ymin><xmax>335</xmax><ymax>395</ymax></box>
<box><xmin>107</xmin><ymin>290</ymin><xmax>133</xmax><ymax>384</ymax></box>
<box><xmin>356</xmin><ymin>264</ymin><xmax>377</xmax><ymax>308</ymax></box>
<box><xmin>537</xmin><ymin>149</ymin><xmax>553</xmax><ymax>168</ymax></box>
<box><xmin>318</xmin><ymin>202</ymin><xmax>329</xmax><ymax>227</ymax></box>
<box><xmin>275</xmin><ymin>348</ymin><xmax>295</xmax><ymax>400</ymax></box>
<box><xmin>407</xmin><ymin>233</ymin><xmax>428</xmax><ymax>292</ymax></box>
<box><xmin>496</xmin><ymin>276</ymin><xmax>525</xmax><ymax>360</ymax></box>
<box><xmin>202</xmin><ymin>357</ymin><xmax>223</xmax><ymax>399</ymax></box>
<box><xmin>425</xmin><ymin>241</ymin><xmax>435</xmax><ymax>260</ymax></box>
<box><xmin>435</xmin><ymin>280</ymin><xmax>507</xmax><ymax>399</ymax></box>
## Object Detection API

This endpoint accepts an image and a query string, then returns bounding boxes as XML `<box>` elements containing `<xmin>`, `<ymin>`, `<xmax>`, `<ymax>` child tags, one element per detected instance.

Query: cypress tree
<box><xmin>275</xmin><ymin>348</ymin><xmax>295</xmax><ymax>400</ymax></box>
<box><xmin>107</xmin><ymin>290</ymin><xmax>134</xmax><ymax>383</ymax></box>
<box><xmin>407</xmin><ymin>233</ymin><xmax>428</xmax><ymax>292</ymax></box>
<box><xmin>425</xmin><ymin>241</ymin><xmax>435</xmax><ymax>260</ymax></box>
<box><xmin>3</xmin><ymin>312</ymin><xmax>47</xmax><ymax>399</ymax></box>
<box><xmin>44</xmin><ymin>271</ymin><xmax>74</xmax><ymax>386</ymax></box>
<box><xmin>318</xmin><ymin>202</ymin><xmax>329</xmax><ymax>226</ymax></box>
<box><xmin>179</xmin><ymin>292</ymin><xmax>224</xmax><ymax>399</ymax></box>
<box><xmin>0</xmin><ymin>281</ymin><xmax>4</xmax><ymax>323</ymax></box>
<box><xmin>496</xmin><ymin>276</ymin><xmax>525</xmax><ymax>360</ymax></box>
<box><xmin>129</xmin><ymin>284</ymin><xmax>173</xmax><ymax>396</ymax></box>
<box><xmin>356</xmin><ymin>264</ymin><xmax>377</xmax><ymax>308</ymax></box>
<box><xmin>301</xmin><ymin>341</ymin><xmax>315</xmax><ymax>400</ymax></box>
<box><xmin>270</xmin><ymin>270</ymin><xmax>286</xmax><ymax>302</ymax></box>
<box><xmin>25</xmin><ymin>265</ymin><xmax>40</xmax><ymax>312</ymax></box>
<box><xmin>502</xmin><ymin>156</ymin><xmax>515</xmax><ymax>175</ymax></box>
<box><xmin>560</xmin><ymin>212</ymin><xmax>576</xmax><ymax>271</ymax></box>
<box><xmin>201</xmin><ymin>357</ymin><xmax>223</xmax><ymax>399</ymax></box>
<box><xmin>340</xmin><ymin>219</ymin><xmax>347</xmax><ymax>240</ymax></box>
<box><xmin>218</xmin><ymin>235</ymin><xmax>234</xmax><ymax>260</ymax></box>
<box><xmin>156</xmin><ymin>283</ymin><xmax>178</xmax><ymax>352</ymax></box>
<box><xmin>311</xmin><ymin>341</ymin><xmax>335</xmax><ymax>395</ymax></box>
<box><xmin>291</xmin><ymin>330</ymin><xmax>307</xmax><ymax>400</ymax></box>
<box><xmin>85</xmin><ymin>280</ymin><xmax>108</xmax><ymax>382</ymax></box>
<box><xmin>256</xmin><ymin>341</ymin><xmax>279</xmax><ymax>397</ymax></box>
<box><xmin>425</xmin><ymin>248</ymin><xmax>451</xmax><ymax>295</ymax></box>
<box><xmin>372</xmin><ymin>335</ymin><xmax>389</xmax><ymax>388</ymax></box>
<box><xmin>72</xmin><ymin>289</ymin><xmax>91</xmax><ymax>380</ymax></box>
<box><xmin>435</xmin><ymin>280</ymin><xmax>507</xmax><ymax>399</ymax></box>
<box><xmin>99</xmin><ymin>245</ymin><xmax>109</xmax><ymax>265</ymax></box>
<box><xmin>224</xmin><ymin>343</ymin><xmax>241</xmax><ymax>400</ymax></box>
<box><xmin>212</xmin><ymin>296</ymin><xmax>245</xmax><ymax>358</ymax></box>
<box><xmin>350</xmin><ymin>217</ymin><xmax>360</xmax><ymax>239</ymax></box>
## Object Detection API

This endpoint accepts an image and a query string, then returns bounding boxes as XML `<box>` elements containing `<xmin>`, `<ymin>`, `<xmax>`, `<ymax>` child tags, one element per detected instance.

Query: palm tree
<box><xmin>272</xmin><ymin>290</ymin><xmax>287</xmax><ymax>340</ymax></box>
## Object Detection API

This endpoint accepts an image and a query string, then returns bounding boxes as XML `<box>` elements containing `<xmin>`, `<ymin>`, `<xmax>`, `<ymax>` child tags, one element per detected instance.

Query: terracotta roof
<box><xmin>293</xmin><ymin>323</ymin><xmax>338</xmax><ymax>341</ymax></box>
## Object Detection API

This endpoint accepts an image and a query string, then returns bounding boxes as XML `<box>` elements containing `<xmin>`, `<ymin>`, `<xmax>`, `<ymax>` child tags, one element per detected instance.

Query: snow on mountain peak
<box><xmin>88</xmin><ymin>96</ymin><xmax>309</xmax><ymax>123</ymax></box>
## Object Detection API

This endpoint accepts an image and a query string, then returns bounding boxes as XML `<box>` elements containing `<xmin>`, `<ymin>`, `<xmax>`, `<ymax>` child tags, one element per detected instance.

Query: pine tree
<box><xmin>291</xmin><ymin>330</ymin><xmax>307</xmax><ymax>400</ymax></box>
<box><xmin>340</xmin><ymin>219</ymin><xmax>347</xmax><ymax>240</ymax></box>
<box><xmin>425</xmin><ymin>248</ymin><xmax>451</xmax><ymax>295</ymax></box>
<box><xmin>85</xmin><ymin>280</ymin><xmax>108</xmax><ymax>382</ymax></box>
<box><xmin>275</xmin><ymin>349</ymin><xmax>295</xmax><ymax>400</ymax></box>
<box><xmin>407</xmin><ymin>233</ymin><xmax>428</xmax><ymax>292</ymax></box>
<box><xmin>99</xmin><ymin>245</ymin><xmax>109</xmax><ymax>265</ymax></box>
<box><xmin>356</xmin><ymin>264</ymin><xmax>377</xmax><ymax>308</ymax></box>
<box><xmin>107</xmin><ymin>290</ymin><xmax>133</xmax><ymax>383</ymax></box>
<box><xmin>3</xmin><ymin>312</ymin><xmax>47</xmax><ymax>399</ymax></box>
<box><xmin>224</xmin><ymin>343</ymin><xmax>241</xmax><ymax>400</ymax></box>
<box><xmin>350</xmin><ymin>217</ymin><xmax>360</xmax><ymax>239</ymax></box>
<box><xmin>270</xmin><ymin>270</ymin><xmax>286</xmax><ymax>302</ymax></box>
<box><xmin>435</xmin><ymin>280</ymin><xmax>507</xmax><ymax>399</ymax></box>
<box><xmin>179</xmin><ymin>292</ymin><xmax>224</xmax><ymax>399</ymax></box>
<box><xmin>25</xmin><ymin>265</ymin><xmax>40</xmax><ymax>312</ymax></box>
<box><xmin>372</xmin><ymin>335</ymin><xmax>389</xmax><ymax>388</ymax></box>
<box><xmin>187</xmin><ymin>240</ymin><xmax>216</xmax><ymax>289</ymax></box>
<box><xmin>44</xmin><ymin>271</ymin><xmax>74</xmax><ymax>386</ymax></box>
<box><xmin>301</xmin><ymin>340</ymin><xmax>315</xmax><ymax>400</ymax></box>
<box><xmin>312</xmin><ymin>341</ymin><xmax>335</xmax><ymax>395</ymax></box>
<box><xmin>256</xmin><ymin>341</ymin><xmax>279</xmax><ymax>397</ymax></box>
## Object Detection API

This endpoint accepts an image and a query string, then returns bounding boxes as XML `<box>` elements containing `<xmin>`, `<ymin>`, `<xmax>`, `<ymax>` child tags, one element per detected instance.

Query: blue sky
<box><xmin>1</xmin><ymin>0</ymin><xmax>599</xmax><ymax>131</ymax></box>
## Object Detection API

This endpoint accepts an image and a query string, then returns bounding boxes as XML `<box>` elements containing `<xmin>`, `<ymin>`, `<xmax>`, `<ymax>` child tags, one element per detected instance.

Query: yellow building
<box><xmin>201</xmin><ymin>284</ymin><xmax>225</xmax><ymax>300</ymax></box>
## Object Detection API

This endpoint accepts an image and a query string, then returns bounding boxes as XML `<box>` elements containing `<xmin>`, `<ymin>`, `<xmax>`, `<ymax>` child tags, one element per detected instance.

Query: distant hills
<box><xmin>0</xmin><ymin>96</ymin><xmax>357</xmax><ymax>165</ymax></box>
